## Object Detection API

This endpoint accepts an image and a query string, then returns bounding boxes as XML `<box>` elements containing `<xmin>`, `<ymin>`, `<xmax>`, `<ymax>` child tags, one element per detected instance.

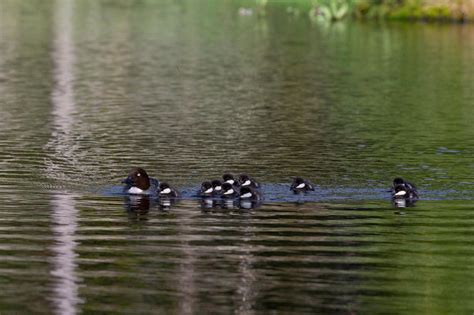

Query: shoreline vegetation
<box><xmin>246</xmin><ymin>0</ymin><xmax>474</xmax><ymax>22</ymax></box>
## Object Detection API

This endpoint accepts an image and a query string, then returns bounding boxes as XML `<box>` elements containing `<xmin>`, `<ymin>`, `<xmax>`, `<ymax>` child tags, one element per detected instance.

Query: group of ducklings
<box><xmin>121</xmin><ymin>167</ymin><xmax>419</xmax><ymax>205</ymax></box>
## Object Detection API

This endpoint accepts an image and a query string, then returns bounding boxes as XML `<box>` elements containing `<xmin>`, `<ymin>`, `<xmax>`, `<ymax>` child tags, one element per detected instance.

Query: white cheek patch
<box><xmin>296</xmin><ymin>183</ymin><xmax>305</xmax><ymax>189</ymax></box>
<box><xmin>395</xmin><ymin>190</ymin><xmax>407</xmax><ymax>196</ymax></box>
<box><xmin>242</xmin><ymin>180</ymin><xmax>251</xmax><ymax>186</ymax></box>
<box><xmin>224</xmin><ymin>189</ymin><xmax>234</xmax><ymax>195</ymax></box>
<box><xmin>226</xmin><ymin>180</ymin><xmax>235</xmax><ymax>185</ymax></box>
<box><xmin>214</xmin><ymin>186</ymin><xmax>222</xmax><ymax>191</ymax></box>
<box><xmin>240</xmin><ymin>192</ymin><xmax>252</xmax><ymax>199</ymax></box>
<box><xmin>128</xmin><ymin>187</ymin><xmax>144</xmax><ymax>194</ymax></box>
<box><xmin>204</xmin><ymin>188</ymin><xmax>213</xmax><ymax>194</ymax></box>
<box><xmin>161</xmin><ymin>188</ymin><xmax>171</xmax><ymax>194</ymax></box>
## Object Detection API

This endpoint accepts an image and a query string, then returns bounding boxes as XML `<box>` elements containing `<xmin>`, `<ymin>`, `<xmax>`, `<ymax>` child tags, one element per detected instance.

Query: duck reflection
<box><xmin>124</xmin><ymin>195</ymin><xmax>151</xmax><ymax>214</ymax></box>
<box><xmin>238</xmin><ymin>199</ymin><xmax>262</xmax><ymax>210</ymax></box>
<box><xmin>392</xmin><ymin>197</ymin><xmax>417</xmax><ymax>208</ymax></box>
<box><xmin>199</xmin><ymin>197</ymin><xmax>263</xmax><ymax>211</ymax></box>
<box><xmin>199</xmin><ymin>197</ymin><xmax>219</xmax><ymax>210</ymax></box>
<box><xmin>158</xmin><ymin>197</ymin><xmax>178</xmax><ymax>211</ymax></box>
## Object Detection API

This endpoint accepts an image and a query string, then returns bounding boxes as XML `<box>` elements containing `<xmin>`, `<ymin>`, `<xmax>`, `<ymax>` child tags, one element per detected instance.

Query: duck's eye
<box><xmin>137</xmin><ymin>173</ymin><xmax>141</xmax><ymax>177</ymax></box>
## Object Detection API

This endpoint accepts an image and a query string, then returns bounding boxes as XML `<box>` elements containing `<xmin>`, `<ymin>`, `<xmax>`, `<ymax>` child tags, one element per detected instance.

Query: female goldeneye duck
<box><xmin>391</xmin><ymin>177</ymin><xmax>418</xmax><ymax>199</ymax></box>
<box><xmin>290</xmin><ymin>177</ymin><xmax>315</xmax><ymax>194</ymax></box>
<box><xmin>221</xmin><ymin>182</ymin><xmax>239</xmax><ymax>198</ymax></box>
<box><xmin>239</xmin><ymin>186</ymin><xmax>262</xmax><ymax>201</ymax></box>
<box><xmin>211</xmin><ymin>179</ymin><xmax>223</xmax><ymax>195</ymax></box>
<box><xmin>239</xmin><ymin>174</ymin><xmax>260</xmax><ymax>188</ymax></box>
<box><xmin>122</xmin><ymin>167</ymin><xmax>159</xmax><ymax>195</ymax></box>
<box><xmin>158</xmin><ymin>182</ymin><xmax>179</xmax><ymax>198</ymax></box>
<box><xmin>199</xmin><ymin>181</ymin><xmax>214</xmax><ymax>197</ymax></box>
<box><xmin>223</xmin><ymin>173</ymin><xmax>240</xmax><ymax>187</ymax></box>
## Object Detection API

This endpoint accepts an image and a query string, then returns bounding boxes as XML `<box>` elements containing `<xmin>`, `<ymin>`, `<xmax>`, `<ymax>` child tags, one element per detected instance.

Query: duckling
<box><xmin>158</xmin><ymin>182</ymin><xmax>179</xmax><ymax>198</ymax></box>
<box><xmin>198</xmin><ymin>181</ymin><xmax>214</xmax><ymax>197</ymax></box>
<box><xmin>239</xmin><ymin>186</ymin><xmax>263</xmax><ymax>201</ymax></box>
<box><xmin>239</xmin><ymin>174</ymin><xmax>260</xmax><ymax>188</ymax></box>
<box><xmin>290</xmin><ymin>177</ymin><xmax>315</xmax><ymax>194</ymax></box>
<box><xmin>211</xmin><ymin>179</ymin><xmax>223</xmax><ymax>196</ymax></box>
<box><xmin>391</xmin><ymin>177</ymin><xmax>418</xmax><ymax>199</ymax></box>
<box><xmin>221</xmin><ymin>182</ymin><xmax>239</xmax><ymax>198</ymax></box>
<box><xmin>223</xmin><ymin>173</ymin><xmax>240</xmax><ymax>187</ymax></box>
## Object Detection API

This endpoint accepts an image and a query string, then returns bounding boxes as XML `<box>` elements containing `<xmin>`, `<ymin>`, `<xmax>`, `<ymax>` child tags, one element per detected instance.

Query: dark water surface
<box><xmin>1</xmin><ymin>0</ymin><xmax>474</xmax><ymax>314</ymax></box>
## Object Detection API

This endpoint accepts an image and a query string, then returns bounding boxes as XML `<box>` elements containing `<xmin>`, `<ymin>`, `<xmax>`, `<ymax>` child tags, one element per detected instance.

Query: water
<box><xmin>0</xmin><ymin>0</ymin><xmax>474</xmax><ymax>313</ymax></box>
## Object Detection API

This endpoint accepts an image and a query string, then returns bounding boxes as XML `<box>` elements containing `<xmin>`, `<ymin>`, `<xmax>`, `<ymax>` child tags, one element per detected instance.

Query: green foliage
<box><xmin>309</xmin><ymin>0</ymin><xmax>354</xmax><ymax>21</ymax></box>
<box><xmin>247</xmin><ymin>0</ymin><xmax>468</xmax><ymax>22</ymax></box>
<box><xmin>256</xmin><ymin>0</ymin><xmax>268</xmax><ymax>16</ymax></box>
<box><xmin>391</xmin><ymin>4</ymin><xmax>452</xmax><ymax>20</ymax></box>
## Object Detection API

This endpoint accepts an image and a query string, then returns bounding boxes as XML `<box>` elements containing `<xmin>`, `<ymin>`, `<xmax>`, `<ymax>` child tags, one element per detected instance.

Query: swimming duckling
<box><xmin>239</xmin><ymin>186</ymin><xmax>262</xmax><ymax>201</ymax></box>
<box><xmin>221</xmin><ymin>182</ymin><xmax>239</xmax><ymax>198</ymax></box>
<box><xmin>158</xmin><ymin>182</ymin><xmax>179</xmax><ymax>198</ymax></box>
<box><xmin>223</xmin><ymin>173</ymin><xmax>240</xmax><ymax>187</ymax></box>
<box><xmin>239</xmin><ymin>174</ymin><xmax>260</xmax><ymax>188</ymax></box>
<box><xmin>199</xmin><ymin>181</ymin><xmax>214</xmax><ymax>197</ymax></box>
<box><xmin>290</xmin><ymin>177</ymin><xmax>315</xmax><ymax>194</ymax></box>
<box><xmin>211</xmin><ymin>179</ymin><xmax>223</xmax><ymax>196</ymax></box>
<box><xmin>391</xmin><ymin>177</ymin><xmax>418</xmax><ymax>200</ymax></box>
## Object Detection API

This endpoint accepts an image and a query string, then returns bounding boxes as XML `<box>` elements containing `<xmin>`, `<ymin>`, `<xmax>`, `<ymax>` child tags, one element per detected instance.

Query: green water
<box><xmin>0</xmin><ymin>0</ymin><xmax>473</xmax><ymax>314</ymax></box>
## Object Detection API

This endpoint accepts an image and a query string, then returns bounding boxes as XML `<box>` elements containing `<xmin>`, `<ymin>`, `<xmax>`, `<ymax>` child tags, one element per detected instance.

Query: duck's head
<box><xmin>239</xmin><ymin>174</ymin><xmax>251</xmax><ymax>186</ymax></box>
<box><xmin>211</xmin><ymin>180</ymin><xmax>222</xmax><ymax>191</ymax></box>
<box><xmin>239</xmin><ymin>186</ymin><xmax>253</xmax><ymax>199</ymax></box>
<box><xmin>223</xmin><ymin>173</ymin><xmax>236</xmax><ymax>185</ymax></box>
<box><xmin>122</xmin><ymin>167</ymin><xmax>150</xmax><ymax>190</ymax></box>
<box><xmin>159</xmin><ymin>182</ymin><xmax>172</xmax><ymax>195</ymax></box>
<box><xmin>393</xmin><ymin>184</ymin><xmax>408</xmax><ymax>197</ymax></box>
<box><xmin>200</xmin><ymin>181</ymin><xmax>213</xmax><ymax>195</ymax></box>
<box><xmin>292</xmin><ymin>177</ymin><xmax>306</xmax><ymax>189</ymax></box>
<box><xmin>222</xmin><ymin>182</ymin><xmax>236</xmax><ymax>196</ymax></box>
<box><xmin>393</xmin><ymin>177</ymin><xmax>405</xmax><ymax>186</ymax></box>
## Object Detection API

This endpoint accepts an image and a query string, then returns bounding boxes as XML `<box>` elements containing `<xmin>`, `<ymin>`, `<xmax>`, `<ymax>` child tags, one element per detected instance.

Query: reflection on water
<box><xmin>124</xmin><ymin>195</ymin><xmax>152</xmax><ymax>214</ymax></box>
<box><xmin>49</xmin><ymin>0</ymin><xmax>81</xmax><ymax>314</ymax></box>
<box><xmin>0</xmin><ymin>0</ymin><xmax>474</xmax><ymax>313</ymax></box>
<box><xmin>50</xmin><ymin>192</ymin><xmax>81</xmax><ymax>315</ymax></box>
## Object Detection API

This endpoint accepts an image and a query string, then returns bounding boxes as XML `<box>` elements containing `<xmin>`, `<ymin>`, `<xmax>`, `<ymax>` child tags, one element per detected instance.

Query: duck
<box><xmin>239</xmin><ymin>186</ymin><xmax>262</xmax><ymax>201</ymax></box>
<box><xmin>211</xmin><ymin>179</ymin><xmax>223</xmax><ymax>195</ymax></box>
<box><xmin>391</xmin><ymin>177</ymin><xmax>418</xmax><ymax>199</ymax></box>
<box><xmin>223</xmin><ymin>173</ymin><xmax>240</xmax><ymax>187</ymax></box>
<box><xmin>198</xmin><ymin>181</ymin><xmax>214</xmax><ymax>197</ymax></box>
<box><xmin>122</xmin><ymin>167</ymin><xmax>159</xmax><ymax>195</ymax></box>
<box><xmin>158</xmin><ymin>182</ymin><xmax>179</xmax><ymax>198</ymax></box>
<box><xmin>239</xmin><ymin>174</ymin><xmax>260</xmax><ymax>188</ymax></box>
<box><xmin>290</xmin><ymin>177</ymin><xmax>315</xmax><ymax>194</ymax></box>
<box><xmin>221</xmin><ymin>182</ymin><xmax>239</xmax><ymax>198</ymax></box>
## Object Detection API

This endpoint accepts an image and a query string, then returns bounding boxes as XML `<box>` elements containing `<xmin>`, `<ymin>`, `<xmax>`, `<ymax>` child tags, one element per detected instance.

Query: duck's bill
<box><xmin>122</xmin><ymin>177</ymin><xmax>133</xmax><ymax>185</ymax></box>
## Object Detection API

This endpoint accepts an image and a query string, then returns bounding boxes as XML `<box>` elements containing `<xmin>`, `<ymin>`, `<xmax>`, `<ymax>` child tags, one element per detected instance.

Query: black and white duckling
<box><xmin>199</xmin><ymin>181</ymin><xmax>214</xmax><ymax>197</ymax></box>
<box><xmin>158</xmin><ymin>182</ymin><xmax>179</xmax><ymax>198</ymax></box>
<box><xmin>211</xmin><ymin>179</ymin><xmax>223</xmax><ymax>196</ymax></box>
<box><xmin>290</xmin><ymin>177</ymin><xmax>315</xmax><ymax>194</ymax></box>
<box><xmin>221</xmin><ymin>182</ymin><xmax>239</xmax><ymax>198</ymax></box>
<box><xmin>239</xmin><ymin>174</ymin><xmax>260</xmax><ymax>188</ymax></box>
<box><xmin>239</xmin><ymin>186</ymin><xmax>262</xmax><ymax>201</ymax></box>
<box><xmin>122</xmin><ymin>167</ymin><xmax>159</xmax><ymax>195</ymax></box>
<box><xmin>223</xmin><ymin>173</ymin><xmax>240</xmax><ymax>187</ymax></box>
<box><xmin>391</xmin><ymin>177</ymin><xmax>418</xmax><ymax>199</ymax></box>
